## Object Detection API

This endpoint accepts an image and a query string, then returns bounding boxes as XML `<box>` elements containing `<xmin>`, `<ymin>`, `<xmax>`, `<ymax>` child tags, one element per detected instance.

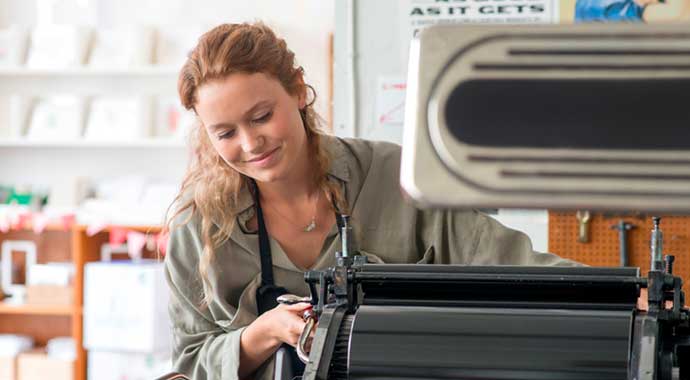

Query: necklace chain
<box><xmin>263</xmin><ymin>190</ymin><xmax>320</xmax><ymax>232</ymax></box>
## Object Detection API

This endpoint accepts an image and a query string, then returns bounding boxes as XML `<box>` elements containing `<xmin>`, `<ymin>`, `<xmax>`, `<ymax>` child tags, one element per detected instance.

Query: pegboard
<box><xmin>548</xmin><ymin>212</ymin><xmax>690</xmax><ymax>284</ymax></box>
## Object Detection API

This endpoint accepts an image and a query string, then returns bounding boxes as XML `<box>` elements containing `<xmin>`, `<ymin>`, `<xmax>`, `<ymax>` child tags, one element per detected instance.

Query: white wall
<box><xmin>334</xmin><ymin>0</ymin><xmax>411</xmax><ymax>142</ymax></box>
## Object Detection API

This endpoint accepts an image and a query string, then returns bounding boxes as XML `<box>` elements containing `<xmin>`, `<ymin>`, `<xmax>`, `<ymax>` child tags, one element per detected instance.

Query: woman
<box><xmin>166</xmin><ymin>22</ymin><xmax>575</xmax><ymax>380</ymax></box>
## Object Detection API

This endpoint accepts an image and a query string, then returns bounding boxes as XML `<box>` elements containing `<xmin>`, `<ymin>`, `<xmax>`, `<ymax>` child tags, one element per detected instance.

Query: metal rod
<box><xmin>650</xmin><ymin>217</ymin><xmax>663</xmax><ymax>271</ymax></box>
<box><xmin>340</xmin><ymin>215</ymin><xmax>352</xmax><ymax>258</ymax></box>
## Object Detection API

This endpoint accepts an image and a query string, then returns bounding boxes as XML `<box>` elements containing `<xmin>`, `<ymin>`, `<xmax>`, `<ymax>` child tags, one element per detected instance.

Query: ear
<box><xmin>298</xmin><ymin>90</ymin><xmax>307</xmax><ymax>109</ymax></box>
<box><xmin>296</xmin><ymin>74</ymin><xmax>307</xmax><ymax>109</ymax></box>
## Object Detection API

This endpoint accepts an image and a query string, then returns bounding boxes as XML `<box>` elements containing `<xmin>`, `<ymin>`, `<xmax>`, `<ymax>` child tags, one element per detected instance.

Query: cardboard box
<box><xmin>17</xmin><ymin>351</ymin><xmax>73</xmax><ymax>380</ymax></box>
<box><xmin>25</xmin><ymin>285</ymin><xmax>72</xmax><ymax>306</ymax></box>
<box><xmin>83</xmin><ymin>261</ymin><xmax>170</xmax><ymax>353</ymax></box>
<box><xmin>0</xmin><ymin>355</ymin><xmax>16</xmax><ymax>380</ymax></box>
<box><xmin>87</xmin><ymin>350</ymin><xmax>171</xmax><ymax>380</ymax></box>
<box><xmin>27</xmin><ymin>263</ymin><xmax>74</xmax><ymax>287</ymax></box>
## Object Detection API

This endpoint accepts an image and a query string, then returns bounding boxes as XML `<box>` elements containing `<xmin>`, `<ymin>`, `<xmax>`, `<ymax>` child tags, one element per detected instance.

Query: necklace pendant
<box><xmin>304</xmin><ymin>219</ymin><xmax>316</xmax><ymax>232</ymax></box>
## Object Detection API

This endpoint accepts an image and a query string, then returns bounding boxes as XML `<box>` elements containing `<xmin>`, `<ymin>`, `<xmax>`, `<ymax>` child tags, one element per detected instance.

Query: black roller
<box><xmin>329</xmin><ymin>314</ymin><xmax>355</xmax><ymax>380</ymax></box>
<box><xmin>344</xmin><ymin>305</ymin><xmax>633</xmax><ymax>380</ymax></box>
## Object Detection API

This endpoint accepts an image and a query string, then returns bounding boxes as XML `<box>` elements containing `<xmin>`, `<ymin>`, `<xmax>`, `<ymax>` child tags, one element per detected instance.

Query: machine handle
<box><xmin>276</xmin><ymin>294</ymin><xmax>312</xmax><ymax>305</ymax></box>
<box><xmin>276</xmin><ymin>293</ymin><xmax>316</xmax><ymax>363</ymax></box>
<box><xmin>297</xmin><ymin>309</ymin><xmax>316</xmax><ymax>363</ymax></box>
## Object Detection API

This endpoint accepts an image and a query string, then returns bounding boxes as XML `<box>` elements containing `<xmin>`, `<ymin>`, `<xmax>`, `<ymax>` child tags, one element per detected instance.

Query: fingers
<box><xmin>288</xmin><ymin>318</ymin><xmax>307</xmax><ymax>346</ymax></box>
<box><xmin>274</xmin><ymin>309</ymin><xmax>306</xmax><ymax>347</ymax></box>
<box><xmin>637</xmin><ymin>287</ymin><xmax>676</xmax><ymax>311</ymax></box>
<box><xmin>278</xmin><ymin>302</ymin><xmax>313</xmax><ymax>312</ymax></box>
<box><xmin>268</xmin><ymin>302</ymin><xmax>315</xmax><ymax>347</ymax></box>
<box><xmin>284</xmin><ymin>311</ymin><xmax>317</xmax><ymax>349</ymax></box>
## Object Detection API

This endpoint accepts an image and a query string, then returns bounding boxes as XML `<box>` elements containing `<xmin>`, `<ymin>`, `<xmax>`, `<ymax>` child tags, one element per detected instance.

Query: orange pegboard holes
<box><xmin>549</xmin><ymin>212</ymin><xmax>690</xmax><ymax>284</ymax></box>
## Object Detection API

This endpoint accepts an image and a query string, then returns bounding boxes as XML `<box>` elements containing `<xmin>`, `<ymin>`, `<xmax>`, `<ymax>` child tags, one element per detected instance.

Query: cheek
<box><xmin>273</xmin><ymin>108</ymin><xmax>304</xmax><ymax>138</ymax></box>
<box><xmin>278</xmin><ymin>114</ymin><xmax>307</xmax><ymax>145</ymax></box>
<box><xmin>208</xmin><ymin>136</ymin><xmax>242</xmax><ymax>165</ymax></box>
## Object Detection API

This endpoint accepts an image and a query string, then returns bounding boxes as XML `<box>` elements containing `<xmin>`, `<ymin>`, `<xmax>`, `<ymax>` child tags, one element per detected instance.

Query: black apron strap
<box><xmin>255</xmin><ymin>191</ymin><xmax>275</xmax><ymax>288</ymax></box>
<box><xmin>252</xmin><ymin>182</ymin><xmax>306</xmax><ymax>376</ymax></box>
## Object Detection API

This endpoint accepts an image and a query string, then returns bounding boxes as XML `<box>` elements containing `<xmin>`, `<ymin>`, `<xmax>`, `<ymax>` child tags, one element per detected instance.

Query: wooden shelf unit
<box><xmin>0</xmin><ymin>302</ymin><xmax>74</xmax><ymax>316</ymax></box>
<box><xmin>0</xmin><ymin>224</ymin><xmax>162</xmax><ymax>380</ymax></box>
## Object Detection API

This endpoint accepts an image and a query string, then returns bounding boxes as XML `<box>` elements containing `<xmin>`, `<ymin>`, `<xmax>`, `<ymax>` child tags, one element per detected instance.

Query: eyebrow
<box><xmin>207</xmin><ymin>100</ymin><xmax>274</xmax><ymax>132</ymax></box>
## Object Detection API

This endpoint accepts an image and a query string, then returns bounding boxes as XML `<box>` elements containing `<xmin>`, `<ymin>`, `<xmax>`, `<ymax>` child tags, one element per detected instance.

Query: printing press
<box><xmin>159</xmin><ymin>23</ymin><xmax>690</xmax><ymax>380</ymax></box>
<box><xmin>297</xmin><ymin>23</ymin><xmax>690</xmax><ymax>380</ymax></box>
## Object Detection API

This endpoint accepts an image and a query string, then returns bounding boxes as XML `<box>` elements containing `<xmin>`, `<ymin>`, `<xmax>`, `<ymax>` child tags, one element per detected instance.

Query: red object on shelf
<box><xmin>109</xmin><ymin>227</ymin><xmax>128</xmax><ymax>245</ymax></box>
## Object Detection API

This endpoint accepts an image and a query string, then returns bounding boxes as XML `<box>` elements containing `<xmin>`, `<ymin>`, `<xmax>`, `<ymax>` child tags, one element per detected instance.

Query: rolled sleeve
<box><xmin>221</xmin><ymin>328</ymin><xmax>246</xmax><ymax>379</ymax></box>
<box><xmin>166</xmin><ymin>266</ymin><xmax>247</xmax><ymax>379</ymax></box>
<box><xmin>469</xmin><ymin>211</ymin><xmax>582</xmax><ymax>266</ymax></box>
<box><xmin>164</xmin><ymin>214</ymin><xmax>250</xmax><ymax>380</ymax></box>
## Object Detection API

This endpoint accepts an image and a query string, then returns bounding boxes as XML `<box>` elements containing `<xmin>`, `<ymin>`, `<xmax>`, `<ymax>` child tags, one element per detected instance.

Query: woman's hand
<box><xmin>239</xmin><ymin>302</ymin><xmax>313</xmax><ymax>378</ymax></box>
<box><xmin>257</xmin><ymin>302</ymin><xmax>313</xmax><ymax>347</ymax></box>
<box><xmin>637</xmin><ymin>288</ymin><xmax>649</xmax><ymax>311</ymax></box>
<box><xmin>637</xmin><ymin>288</ymin><xmax>675</xmax><ymax>311</ymax></box>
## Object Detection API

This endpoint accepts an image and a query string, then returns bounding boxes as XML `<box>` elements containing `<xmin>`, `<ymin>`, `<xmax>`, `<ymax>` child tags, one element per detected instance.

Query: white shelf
<box><xmin>0</xmin><ymin>66</ymin><xmax>180</xmax><ymax>76</ymax></box>
<box><xmin>0</xmin><ymin>138</ymin><xmax>186</xmax><ymax>148</ymax></box>
<box><xmin>0</xmin><ymin>66</ymin><xmax>180</xmax><ymax>96</ymax></box>
<box><xmin>0</xmin><ymin>65</ymin><xmax>190</xmax><ymax>188</ymax></box>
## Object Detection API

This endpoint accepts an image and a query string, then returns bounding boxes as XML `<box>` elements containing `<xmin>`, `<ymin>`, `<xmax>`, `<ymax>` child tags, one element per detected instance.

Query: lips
<box><xmin>246</xmin><ymin>147</ymin><xmax>279</xmax><ymax>163</ymax></box>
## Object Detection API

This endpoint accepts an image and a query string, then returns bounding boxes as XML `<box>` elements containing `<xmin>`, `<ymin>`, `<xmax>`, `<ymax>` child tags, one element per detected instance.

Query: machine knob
<box><xmin>665</xmin><ymin>255</ymin><xmax>675</xmax><ymax>275</ymax></box>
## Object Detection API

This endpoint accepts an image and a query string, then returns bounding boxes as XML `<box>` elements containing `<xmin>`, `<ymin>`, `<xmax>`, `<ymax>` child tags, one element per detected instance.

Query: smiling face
<box><xmin>195</xmin><ymin>72</ymin><xmax>308</xmax><ymax>184</ymax></box>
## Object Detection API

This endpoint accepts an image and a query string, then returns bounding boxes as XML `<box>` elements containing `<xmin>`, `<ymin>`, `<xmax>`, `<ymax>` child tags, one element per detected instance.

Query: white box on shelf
<box><xmin>26</xmin><ymin>25</ymin><xmax>91</xmax><ymax>69</ymax></box>
<box><xmin>27</xmin><ymin>263</ymin><xmax>74</xmax><ymax>286</ymax></box>
<box><xmin>155</xmin><ymin>96</ymin><xmax>195</xmax><ymax>140</ymax></box>
<box><xmin>83</xmin><ymin>96</ymin><xmax>152</xmax><ymax>141</ymax></box>
<box><xmin>83</xmin><ymin>261</ymin><xmax>171</xmax><ymax>353</ymax></box>
<box><xmin>0</xmin><ymin>355</ymin><xmax>16</xmax><ymax>380</ymax></box>
<box><xmin>87</xmin><ymin>350</ymin><xmax>171</xmax><ymax>380</ymax></box>
<box><xmin>26</xmin><ymin>96</ymin><xmax>85</xmax><ymax>141</ymax></box>
<box><xmin>0</xmin><ymin>334</ymin><xmax>33</xmax><ymax>380</ymax></box>
<box><xmin>88</xmin><ymin>26</ymin><xmax>154</xmax><ymax>68</ymax></box>
<box><xmin>46</xmin><ymin>337</ymin><xmax>75</xmax><ymax>361</ymax></box>
<box><xmin>16</xmin><ymin>351</ymin><xmax>73</xmax><ymax>380</ymax></box>
<box><xmin>0</xmin><ymin>97</ymin><xmax>10</xmax><ymax>139</ymax></box>
<box><xmin>0</xmin><ymin>334</ymin><xmax>34</xmax><ymax>357</ymax></box>
<box><xmin>0</xmin><ymin>25</ymin><xmax>28</xmax><ymax>66</ymax></box>
<box><xmin>6</xmin><ymin>96</ymin><xmax>34</xmax><ymax>139</ymax></box>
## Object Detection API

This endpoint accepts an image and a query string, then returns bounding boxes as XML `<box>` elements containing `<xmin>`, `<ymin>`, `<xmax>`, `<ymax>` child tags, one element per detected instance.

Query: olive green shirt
<box><xmin>165</xmin><ymin>135</ymin><xmax>577</xmax><ymax>380</ymax></box>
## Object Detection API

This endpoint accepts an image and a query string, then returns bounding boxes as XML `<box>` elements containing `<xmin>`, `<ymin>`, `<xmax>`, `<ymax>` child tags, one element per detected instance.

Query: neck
<box><xmin>255</xmin><ymin>145</ymin><xmax>318</xmax><ymax>206</ymax></box>
<box><xmin>257</xmin><ymin>176</ymin><xmax>317</xmax><ymax>206</ymax></box>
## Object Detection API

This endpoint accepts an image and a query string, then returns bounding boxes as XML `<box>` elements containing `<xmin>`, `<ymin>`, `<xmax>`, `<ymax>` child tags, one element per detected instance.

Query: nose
<box><xmin>238</xmin><ymin>127</ymin><xmax>264</xmax><ymax>154</ymax></box>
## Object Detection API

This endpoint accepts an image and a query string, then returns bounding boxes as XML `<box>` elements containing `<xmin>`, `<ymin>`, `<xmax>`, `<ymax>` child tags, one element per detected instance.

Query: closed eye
<box><xmin>217</xmin><ymin>129</ymin><xmax>236</xmax><ymax>140</ymax></box>
<box><xmin>252</xmin><ymin>111</ymin><xmax>273</xmax><ymax>124</ymax></box>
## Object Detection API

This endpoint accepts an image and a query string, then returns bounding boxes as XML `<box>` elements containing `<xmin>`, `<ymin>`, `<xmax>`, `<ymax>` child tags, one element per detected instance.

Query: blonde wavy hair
<box><xmin>169</xmin><ymin>22</ymin><xmax>347</xmax><ymax>306</ymax></box>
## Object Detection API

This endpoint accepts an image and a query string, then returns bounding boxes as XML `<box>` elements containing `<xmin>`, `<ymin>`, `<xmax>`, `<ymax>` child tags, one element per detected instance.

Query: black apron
<box><xmin>252</xmin><ymin>181</ymin><xmax>345</xmax><ymax>378</ymax></box>
<box><xmin>254</xmin><ymin>190</ymin><xmax>306</xmax><ymax>377</ymax></box>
